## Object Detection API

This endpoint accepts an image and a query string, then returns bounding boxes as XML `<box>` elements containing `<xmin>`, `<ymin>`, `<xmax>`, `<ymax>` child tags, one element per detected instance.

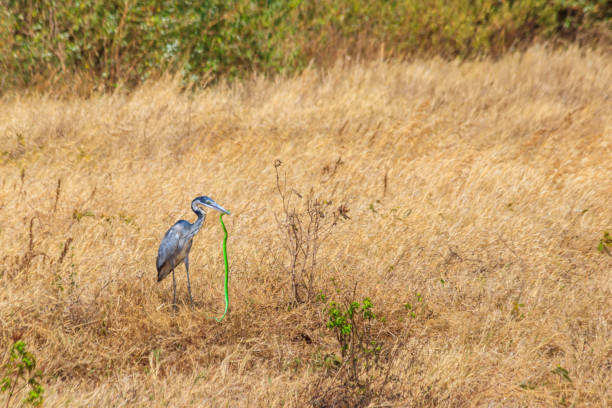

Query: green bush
<box><xmin>1</xmin><ymin>0</ymin><xmax>610</xmax><ymax>90</ymax></box>
<box><xmin>326</xmin><ymin>297</ymin><xmax>383</xmax><ymax>385</ymax></box>
<box><xmin>1</xmin><ymin>341</ymin><xmax>44</xmax><ymax>407</ymax></box>
<box><xmin>312</xmin><ymin>296</ymin><xmax>393</xmax><ymax>406</ymax></box>
<box><xmin>0</xmin><ymin>0</ymin><xmax>303</xmax><ymax>88</ymax></box>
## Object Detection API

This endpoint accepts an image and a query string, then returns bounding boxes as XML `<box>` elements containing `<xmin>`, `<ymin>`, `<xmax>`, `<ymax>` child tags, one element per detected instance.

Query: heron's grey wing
<box><xmin>157</xmin><ymin>225</ymin><xmax>182</xmax><ymax>276</ymax></box>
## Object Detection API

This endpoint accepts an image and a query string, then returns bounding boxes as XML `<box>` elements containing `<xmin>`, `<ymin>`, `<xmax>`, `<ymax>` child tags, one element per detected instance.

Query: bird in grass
<box><xmin>157</xmin><ymin>196</ymin><xmax>230</xmax><ymax>309</ymax></box>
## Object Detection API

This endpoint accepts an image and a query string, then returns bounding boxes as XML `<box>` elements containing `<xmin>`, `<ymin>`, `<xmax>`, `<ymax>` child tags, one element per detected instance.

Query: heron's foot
<box><xmin>172</xmin><ymin>303</ymin><xmax>178</xmax><ymax>312</ymax></box>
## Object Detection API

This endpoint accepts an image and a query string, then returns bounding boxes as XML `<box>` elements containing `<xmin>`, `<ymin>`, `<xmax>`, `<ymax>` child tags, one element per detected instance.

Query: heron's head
<box><xmin>192</xmin><ymin>196</ymin><xmax>230</xmax><ymax>215</ymax></box>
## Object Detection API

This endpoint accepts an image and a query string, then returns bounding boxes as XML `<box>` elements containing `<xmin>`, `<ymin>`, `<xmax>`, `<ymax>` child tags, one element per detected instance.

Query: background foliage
<box><xmin>1</xmin><ymin>0</ymin><xmax>610</xmax><ymax>90</ymax></box>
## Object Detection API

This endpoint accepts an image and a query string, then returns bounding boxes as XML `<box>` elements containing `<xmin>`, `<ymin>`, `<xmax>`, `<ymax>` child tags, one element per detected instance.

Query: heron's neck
<box><xmin>190</xmin><ymin>207</ymin><xmax>206</xmax><ymax>237</ymax></box>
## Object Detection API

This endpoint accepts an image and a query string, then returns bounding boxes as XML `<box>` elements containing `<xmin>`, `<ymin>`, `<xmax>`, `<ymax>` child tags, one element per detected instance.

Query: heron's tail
<box><xmin>156</xmin><ymin>262</ymin><xmax>171</xmax><ymax>282</ymax></box>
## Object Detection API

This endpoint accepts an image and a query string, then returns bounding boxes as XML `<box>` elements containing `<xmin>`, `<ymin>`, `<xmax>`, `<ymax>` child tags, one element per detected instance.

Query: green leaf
<box><xmin>1</xmin><ymin>377</ymin><xmax>11</xmax><ymax>392</ymax></box>
<box><xmin>552</xmin><ymin>366</ymin><xmax>571</xmax><ymax>382</ymax></box>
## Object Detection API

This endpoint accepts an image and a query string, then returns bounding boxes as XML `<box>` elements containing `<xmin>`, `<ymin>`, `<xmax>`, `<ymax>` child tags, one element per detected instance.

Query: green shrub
<box><xmin>1</xmin><ymin>0</ymin><xmax>609</xmax><ymax>90</ymax></box>
<box><xmin>312</xmin><ymin>295</ymin><xmax>393</xmax><ymax>406</ymax></box>
<box><xmin>325</xmin><ymin>297</ymin><xmax>383</xmax><ymax>386</ymax></box>
<box><xmin>1</xmin><ymin>341</ymin><xmax>44</xmax><ymax>407</ymax></box>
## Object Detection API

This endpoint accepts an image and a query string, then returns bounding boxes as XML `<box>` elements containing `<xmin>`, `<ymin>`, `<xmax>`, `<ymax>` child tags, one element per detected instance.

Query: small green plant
<box><xmin>404</xmin><ymin>302</ymin><xmax>416</xmax><ymax>318</ymax></box>
<box><xmin>1</xmin><ymin>341</ymin><xmax>44</xmax><ymax>407</ymax></box>
<box><xmin>552</xmin><ymin>366</ymin><xmax>572</xmax><ymax>382</ymax></box>
<box><xmin>404</xmin><ymin>292</ymin><xmax>425</xmax><ymax>319</ymax></box>
<box><xmin>312</xmin><ymin>294</ymin><xmax>394</xmax><ymax>407</ymax></box>
<box><xmin>597</xmin><ymin>231</ymin><xmax>611</xmax><ymax>255</ymax></box>
<box><xmin>325</xmin><ymin>297</ymin><xmax>383</xmax><ymax>387</ymax></box>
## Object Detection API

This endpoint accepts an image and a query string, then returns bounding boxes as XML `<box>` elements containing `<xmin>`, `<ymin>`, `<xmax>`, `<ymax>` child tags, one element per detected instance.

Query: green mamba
<box><xmin>215</xmin><ymin>213</ymin><xmax>230</xmax><ymax>322</ymax></box>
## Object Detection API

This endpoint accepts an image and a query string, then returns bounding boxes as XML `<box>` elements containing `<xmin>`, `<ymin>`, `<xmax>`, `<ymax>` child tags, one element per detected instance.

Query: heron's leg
<box><xmin>185</xmin><ymin>256</ymin><xmax>194</xmax><ymax>307</ymax></box>
<box><xmin>172</xmin><ymin>269</ymin><xmax>177</xmax><ymax>311</ymax></box>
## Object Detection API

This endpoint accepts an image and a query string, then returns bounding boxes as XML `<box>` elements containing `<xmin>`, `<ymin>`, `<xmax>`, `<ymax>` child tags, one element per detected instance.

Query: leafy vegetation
<box><xmin>326</xmin><ymin>298</ymin><xmax>382</xmax><ymax>382</ymax></box>
<box><xmin>312</xmin><ymin>296</ymin><xmax>391</xmax><ymax>407</ymax></box>
<box><xmin>1</xmin><ymin>341</ymin><xmax>44</xmax><ymax>407</ymax></box>
<box><xmin>1</xmin><ymin>0</ymin><xmax>610</xmax><ymax>90</ymax></box>
<box><xmin>597</xmin><ymin>231</ymin><xmax>611</xmax><ymax>254</ymax></box>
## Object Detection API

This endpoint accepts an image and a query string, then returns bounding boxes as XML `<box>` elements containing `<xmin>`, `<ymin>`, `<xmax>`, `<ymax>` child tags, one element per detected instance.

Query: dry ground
<box><xmin>1</xmin><ymin>46</ymin><xmax>611</xmax><ymax>407</ymax></box>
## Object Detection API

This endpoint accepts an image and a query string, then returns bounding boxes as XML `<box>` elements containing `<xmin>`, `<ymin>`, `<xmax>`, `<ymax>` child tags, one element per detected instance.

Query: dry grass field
<box><xmin>1</xmin><ymin>45</ymin><xmax>611</xmax><ymax>407</ymax></box>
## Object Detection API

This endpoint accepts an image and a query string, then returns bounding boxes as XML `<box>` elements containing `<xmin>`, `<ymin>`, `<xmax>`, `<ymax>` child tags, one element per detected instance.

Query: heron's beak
<box><xmin>207</xmin><ymin>201</ymin><xmax>230</xmax><ymax>215</ymax></box>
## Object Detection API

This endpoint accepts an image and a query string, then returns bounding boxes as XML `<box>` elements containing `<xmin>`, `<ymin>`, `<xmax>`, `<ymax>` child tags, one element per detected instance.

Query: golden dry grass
<box><xmin>1</xmin><ymin>45</ymin><xmax>611</xmax><ymax>407</ymax></box>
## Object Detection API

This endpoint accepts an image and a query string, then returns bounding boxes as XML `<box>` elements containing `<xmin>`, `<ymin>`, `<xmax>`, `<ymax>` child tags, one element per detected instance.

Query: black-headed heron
<box><xmin>157</xmin><ymin>196</ymin><xmax>229</xmax><ymax>309</ymax></box>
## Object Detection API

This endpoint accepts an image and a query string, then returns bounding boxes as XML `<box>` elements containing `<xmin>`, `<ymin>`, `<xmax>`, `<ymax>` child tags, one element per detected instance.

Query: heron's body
<box><xmin>156</xmin><ymin>196</ymin><xmax>229</xmax><ymax>309</ymax></box>
<box><xmin>156</xmin><ymin>220</ymin><xmax>195</xmax><ymax>282</ymax></box>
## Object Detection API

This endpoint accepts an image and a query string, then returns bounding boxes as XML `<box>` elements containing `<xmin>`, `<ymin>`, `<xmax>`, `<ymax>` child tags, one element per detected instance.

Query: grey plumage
<box><xmin>157</xmin><ymin>196</ymin><xmax>229</xmax><ymax>309</ymax></box>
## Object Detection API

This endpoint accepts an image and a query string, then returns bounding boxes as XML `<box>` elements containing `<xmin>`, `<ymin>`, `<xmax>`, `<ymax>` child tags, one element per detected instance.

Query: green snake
<box><xmin>215</xmin><ymin>213</ymin><xmax>230</xmax><ymax>322</ymax></box>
